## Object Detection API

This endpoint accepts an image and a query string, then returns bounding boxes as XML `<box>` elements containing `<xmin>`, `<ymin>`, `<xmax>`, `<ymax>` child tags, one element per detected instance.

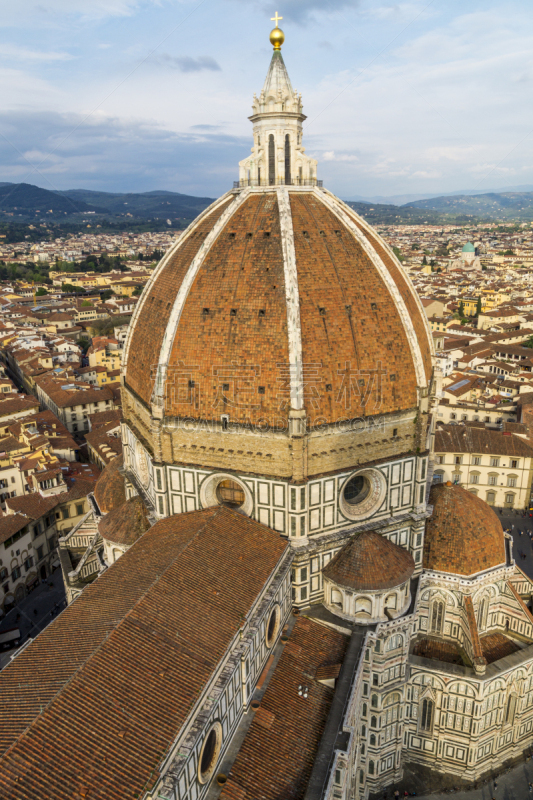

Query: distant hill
<box><xmin>4</xmin><ymin>181</ymin><xmax>533</xmax><ymax>227</ymax></box>
<box><xmin>0</xmin><ymin>183</ymin><xmax>100</xmax><ymax>216</ymax></box>
<box><xmin>0</xmin><ymin>182</ymin><xmax>216</xmax><ymax>222</ymax></box>
<box><xmin>344</xmin><ymin>201</ymin><xmax>481</xmax><ymax>226</ymax></box>
<box><xmin>403</xmin><ymin>192</ymin><xmax>533</xmax><ymax>220</ymax></box>
<box><xmin>59</xmin><ymin>189</ymin><xmax>215</xmax><ymax>220</ymax></box>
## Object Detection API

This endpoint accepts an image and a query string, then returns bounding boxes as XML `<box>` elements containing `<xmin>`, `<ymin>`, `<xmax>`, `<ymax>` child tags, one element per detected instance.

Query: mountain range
<box><xmin>1</xmin><ymin>182</ymin><xmax>533</xmax><ymax>226</ymax></box>
<box><xmin>0</xmin><ymin>183</ymin><xmax>215</xmax><ymax>222</ymax></box>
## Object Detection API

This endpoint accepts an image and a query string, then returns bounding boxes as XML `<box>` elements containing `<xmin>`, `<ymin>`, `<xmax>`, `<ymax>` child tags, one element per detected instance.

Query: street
<box><xmin>0</xmin><ymin>567</ymin><xmax>66</xmax><ymax>670</ymax></box>
<box><xmin>498</xmin><ymin>507</ymin><xmax>533</xmax><ymax>582</ymax></box>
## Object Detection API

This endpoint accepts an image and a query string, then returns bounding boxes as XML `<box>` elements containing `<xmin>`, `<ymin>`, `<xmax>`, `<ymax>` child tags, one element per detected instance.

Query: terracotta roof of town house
<box><xmin>98</xmin><ymin>495</ymin><xmax>151</xmax><ymax>546</ymax></box>
<box><xmin>0</xmin><ymin>513</ymin><xmax>30</xmax><ymax>544</ymax></box>
<box><xmin>0</xmin><ymin>506</ymin><xmax>288</xmax><ymax>800</ymax></box>
<box><xmin>424</xmin><ymin>483</ymin><xmax>506</xmax><ymax>576</ymax></box>
<box><xmin>219</xmin><ymin>616</ymin><xmax>347</xmax><ymax>800</ymax></box>
<box><xmin>93</xmin><ymin>453</ymin><xmax>125</xmax><ymax>513</ymax></box>
<box><xmin>85</xmin><ymin>421</ymin><xmax>122</xmax><ymax>463</ymax></box>
<box><xmin>5</xmin><ymin>493</ymin><xmax>60</xmax><ymax>520</ymax></box>
<box><xmin>322</xmin><ymin>530</ymin><xmax>415</xmax><ymax>591</ymax></box>
<box><xmin>124</xmin><ymin>191</ymin><xmax>432</xmax><ymax>426</ymax></box>
<box><xmin>88</xmin><ymin>408</ymin><xmax>123</xmax><ymax>428</ymax></box>
<box><xmin>435</xmin><ymin>424</ymin><xmax>533</xmax><ymax>457</ymax></box>
<box><xmin>0</xmin><ymin>395</ymin><xmax>39</xmax><ymax>418</ymax></box>
<box><xmin>35</xmin><ymin>378</ymin><xmax>115</xmax><ymax>408</ymax></box>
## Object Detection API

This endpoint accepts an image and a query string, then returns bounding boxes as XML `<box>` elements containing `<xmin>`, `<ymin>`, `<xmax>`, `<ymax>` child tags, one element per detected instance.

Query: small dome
<box><xmin>425</xmin><ymin>483</ymin><xmax>506</xmax><ymax>576</ymax></box>
<box><xmin>99</xmin><ymin>495</ymin><xmax>150</xmax><ymax>547</ymax></box>
<box><xmin>462</xmin><ymin>242</ymin><xmax>475</xmax><ymax>252</ymax></box>
<box><xmin>323</xmin><ymin>530</ymin><xmax>415</xmax><ymax>591</ymax></box>
<box><xmin>94</xmin><ymin>454</ymin><xmax>125</xmax><ymax>515</ymax></box>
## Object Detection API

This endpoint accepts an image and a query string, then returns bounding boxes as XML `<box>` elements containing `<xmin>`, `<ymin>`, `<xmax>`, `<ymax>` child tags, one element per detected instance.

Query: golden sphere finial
<box><xmin>270</xmin><ymin>12</ymin><xmax>284</xmax><ymax>50</ymax></box>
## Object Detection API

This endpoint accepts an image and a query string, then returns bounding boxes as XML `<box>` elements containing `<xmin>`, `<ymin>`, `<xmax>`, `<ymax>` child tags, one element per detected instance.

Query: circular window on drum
<box><xmin>200</xmin><ymin>473</ymin><xmax>254</xmax><ymax>517</ymax></box>
<box><xmin>216</xmin><ymin>479</ymin><xmax>245</xmax><ymax>509</ymax></box>
<box><xmin>265</xmin><ymin>603</ymin><xmax>281</xmax><ymax>648</ymax></box>
<box><xmin>198</xmin><ymin>721</ymin><xmax>223</xmax><ymax>785</ymax></box>
<box><xmin>340</xmin><ymin>468</ymin><xmax>386</xmax><ymax>521</ymax></box>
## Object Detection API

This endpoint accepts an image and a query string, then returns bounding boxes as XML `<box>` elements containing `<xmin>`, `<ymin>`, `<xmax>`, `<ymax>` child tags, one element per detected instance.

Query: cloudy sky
<box><xmin>0</xmin><ymin>0</ymin><xmax>532</xmax><ymax>199</ymax></box>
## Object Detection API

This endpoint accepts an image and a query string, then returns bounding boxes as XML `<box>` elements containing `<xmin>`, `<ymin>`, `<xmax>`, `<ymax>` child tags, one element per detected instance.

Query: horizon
<box><xmin>1</xmin><ymin>1</ymin><xmax>532</xmax><ymax>199</ymax></box>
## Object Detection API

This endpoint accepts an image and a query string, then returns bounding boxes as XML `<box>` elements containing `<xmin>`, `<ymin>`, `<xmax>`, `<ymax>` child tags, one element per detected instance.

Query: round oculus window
<box><xmin>200</xmin><ymin>473</ymin><xmax>254</xmax><ymax>516</ymax></box>
<box><xmin>198</xmin><ymin>722</ymin><xmax>223</xmax><ymax>785</ymax></box>
<box><xmin>216</xmin><ymin>479</ymin><xmax>245</xmax><ymax>509</ymax></box>
<box><xmin>265</xmin><ymin>603</ymin><xmax>281</xmax><ymax>648</ymax></box>
<box><xmin>340</xmin><ymin>469</ymin><xmax>387</xmax><ymax>521</ymax></box>
<box><xmin>343</xmin><ymin>474</ymin><xmax>371</xmax><ymax>506</ymax></box>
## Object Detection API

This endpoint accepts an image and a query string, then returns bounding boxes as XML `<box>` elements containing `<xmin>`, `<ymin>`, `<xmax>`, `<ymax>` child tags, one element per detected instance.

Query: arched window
<box><xmin>285</xmin><ymin>134</ymin><xmax>291</xmax><ymax>184</ymax></box>
<box><xmin>355</xmin><ymin>597</ymin><xmax>372</xmax><ymax>617</ymax></box>
<box><xmin>362</xmin><ymin>703</ymin><xmax>367</xmax><ymax>717</ymax></box>
<box><xmin>505</xmin><ymin>694</ymin><xmax>517</xmax><ymax>725</ymax></box>
<box><xmin>386</xmin><ymin>634</ymin><xmax>403</xmax><ymax>652</ymax></box>
<box><xmin>420</xmin><ymin>698</ymin><xmax>434</xmax><ymax>732</ymax></box>
<box><xmin>430</xmin><ymin>600</ymin><xmax>444</xmax><ymax>633</ymax></box>
<box><xmin>385</xmin><ymin>593</ymin><xmax>397</xmax><ymax>610</ymax></box>
<box><xmin>268</xmin><ymin>134</ymin><xmax>275</xmax><ymax>185</ymax></box>
<box><xmin>371</xmin><ymin>694</ymin><xmax>378</xmax><ymax>708</ymax></box>
<box><xmin>370</xmin><ymin>715</ymin><xmax>377</xmax><ymax>728</ymax></box>
<box><xmin>331</xmin><ymin>589</ymin><xmax>342</xmax><ymax>609</ymax></box>
<box><xmin>369</xmin><ymin>760</ymin><xmax>375</xmax><ymax>775</ymax></box>
<box><xmin>478</xmin><ymin>598</ymin><xmax>488</xmax><ymax>631</ymax></box>
<box><xmin>369</xmin><ymin>734</ymin><xmax>376</xmax><ymax>746</ymax></box>
<box><xmin>361</xmin><ymin>724</ymin><xmax>366</xmax><ymax>737</ymax></box>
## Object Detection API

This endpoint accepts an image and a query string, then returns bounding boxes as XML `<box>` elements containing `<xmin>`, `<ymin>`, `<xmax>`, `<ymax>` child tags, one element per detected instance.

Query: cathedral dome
<box><xmin>323</xmin><ymin>530</ymin><xmax>415</xmax><ymax>592</ymax></box>
<box><xmin>123</xmin><ymin>189</ymin><xmax>433</xmax><ymax>427</ymax></box>
<box><xmin>424</xmin><ymin>483</ymin><xmax>506</xmax><ymax>576</ymax></box>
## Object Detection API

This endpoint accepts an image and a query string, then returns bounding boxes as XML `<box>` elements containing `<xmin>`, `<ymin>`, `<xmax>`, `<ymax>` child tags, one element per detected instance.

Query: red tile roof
<box><xmin>99</xmin><ymin>495</ymin><xmax>150</xmax><ymax>546</ymax></box>
<box><xmin>0</xmin><ymin>507</ymin><xmax>288</xmax><ymax>800</ymax></box>
<box><xmin>425</xmin><ymin>483</ymin><xmax>506</xmax><ymax>576</ymax></box>
<box><xmin>93</xmin><ymin>453</ymin><xmax>125</xmax><ymax>513</ymax></box>
<box><xmin>125</xmin><ymin>191</ymin><xmax>431</xmax><ymax>425</ymax></box>
<box><xmin>220</xmin><ymin>616</ymin><xmax>347</xmax><ymax>800</ymax></box>
<box><xmin>323</xmin><ymin>530</ymin><xmax>414</xmax><ymax>591</ymax></box>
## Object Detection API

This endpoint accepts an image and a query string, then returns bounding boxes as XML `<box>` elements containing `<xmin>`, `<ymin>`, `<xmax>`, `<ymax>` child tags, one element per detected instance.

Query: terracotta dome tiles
<box><xmin>123</xmin><ymin>188</ymin><xmax>433</xmax><ymax>427</ymax></box>
<box><xmin>323</xmin><ymin>530</ymin><xmax>415</xmax><ymax>592</ymax></box>
<box><xmin>125</xmin><ymin>196</ymin><xmax>234</xmax><ymax>405</ymax></box>
<box><xmin>424</xmin><ymin>483</ymin><xmax>506</xmax><ymax>576</ymax></box>
<box><xmin>93</xmin><ymin>454</ymin><xmax>126</xmax><ymax>515</ymax></box>
<box><xmin>164</xmin><ymin>192</ymin><xmax>290</xmax><ymax>424</ymax></box>
<box><xmin>99</xmin><ymin>495</ymin><xmax>151</xmax><ymax>547</ymax></box>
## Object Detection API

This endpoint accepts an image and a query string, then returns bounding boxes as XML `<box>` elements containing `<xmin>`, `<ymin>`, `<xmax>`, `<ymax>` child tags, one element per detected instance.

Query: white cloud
<box><xmin>0</xmin><ymin>44</ymin><xmax>72</xmax><ymax>62</ymax></box>
<box><xmin>153</xmin><ymin>54</ymin><xmax>221</xmax><ymax>72</ymax></box>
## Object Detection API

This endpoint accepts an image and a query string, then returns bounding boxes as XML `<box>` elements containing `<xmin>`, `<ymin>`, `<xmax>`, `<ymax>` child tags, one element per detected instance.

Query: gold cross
<box><xmin>271</xmin><ymin>11</ymin><xmax>283</xmax><ymax>27</ymax></box>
